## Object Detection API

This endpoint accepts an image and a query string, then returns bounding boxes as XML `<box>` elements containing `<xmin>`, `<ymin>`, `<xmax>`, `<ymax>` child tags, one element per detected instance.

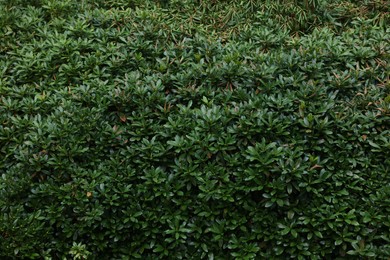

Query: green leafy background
<box><xmin>0</xmin><ymin>0</ymin><xmax>389</xmax><ymax>258</ymax></box>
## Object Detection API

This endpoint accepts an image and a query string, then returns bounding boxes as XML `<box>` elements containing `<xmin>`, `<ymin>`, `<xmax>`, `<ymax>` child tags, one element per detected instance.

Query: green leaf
<box><xmin>287</xmin><ymin>211</ymin><xmax>295</xmax><ymax>219</ymax></box>
<box><xmin>153</xmin><ymin>245</ymin><xmax>164</xmax><ymax>253</ymax></box>
<box><xmin>314</xmin><ymin>231</ymin><xmax>323</xmax><ymax>238</ymax></box>
<box><xmin>347</xmin><ymin>250</ymin><xmax>358</xmax><ymax>255</ymax></box>
<box><xmin>287</xmin><ymin>184</ymin><xmax>293</xmax><ymax>194</ymax></box>
<box><xmin>275</xmin><ymin>247</ymin><xmax>284</xmax><ymax>256</ymax></box>
<box><xmin>368</xmin><ymin>140</ymin><xmax>381</xmax><ymax>149</ymax></box>
<box><xmin>281</xmin><ymin>228</ymin><xmax>290</xmax><ymax>235</ymax></box>
<box><xmin>291</xmin><ymin>229</ymin><xmax>298</xmax><ymax>238</ymax></box>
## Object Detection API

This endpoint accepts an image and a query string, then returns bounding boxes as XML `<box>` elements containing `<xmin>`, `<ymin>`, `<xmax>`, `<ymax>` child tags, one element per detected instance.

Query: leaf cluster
<box><xmin>0</xmin><ymin>0</ymin><xmax>389</xmax><ymax>258</ymax></box>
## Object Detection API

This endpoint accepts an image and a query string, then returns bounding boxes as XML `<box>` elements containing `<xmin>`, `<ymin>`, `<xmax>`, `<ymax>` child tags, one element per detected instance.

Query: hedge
<box><xmin>0</xmin><ymin>0</ymin><xmax>389</xmax><ymax>258</ymax></box>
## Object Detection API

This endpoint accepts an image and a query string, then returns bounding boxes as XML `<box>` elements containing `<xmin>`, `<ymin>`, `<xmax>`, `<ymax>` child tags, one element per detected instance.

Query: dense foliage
<box><xmin>0</xmin><ymin>0</ymin><xmax>389</xmax><ymax>258</ymax></box>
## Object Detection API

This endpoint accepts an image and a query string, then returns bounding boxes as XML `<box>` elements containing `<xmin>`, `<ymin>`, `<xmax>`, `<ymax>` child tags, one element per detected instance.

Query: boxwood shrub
<box><xmin>0</xmin><ymin>0</ymin><xmax>389</xmax><ymax>258</ymax></box>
